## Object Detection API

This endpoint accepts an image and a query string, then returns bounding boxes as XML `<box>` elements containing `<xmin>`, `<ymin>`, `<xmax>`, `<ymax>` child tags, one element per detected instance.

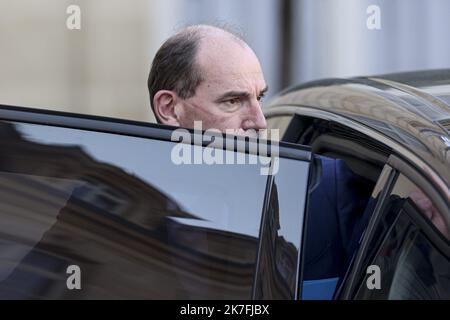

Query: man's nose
<box><xmin>242</xmin><ymin>100</ymin><xmax>267</xmax><ymax>130</ymax></box>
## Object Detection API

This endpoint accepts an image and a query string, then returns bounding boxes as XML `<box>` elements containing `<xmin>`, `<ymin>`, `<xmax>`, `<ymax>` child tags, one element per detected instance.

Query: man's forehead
<box><xmin>197</xmin><ymin>35</ymin><xmax>261</xmax><ymax>69</ymax></box>
<box><xmin>198</xmin><ymin>49</ymin><xmax>265</xmax><ymax>88</ymax></box>
<box><xmin>208</xmin><ymin>70</ymin><xmax>266</xmax><ymax>87</ymax></box>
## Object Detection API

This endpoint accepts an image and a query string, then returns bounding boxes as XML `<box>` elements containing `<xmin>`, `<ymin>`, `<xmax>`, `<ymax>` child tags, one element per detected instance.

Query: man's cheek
<box><xmin>181</xmin><ymin>110</ymin><xmax>204</xmax><ymax>128</ymax></box>
<box><xmin>180</xmin><ymin>107</ymin><xmax>240</xmax><ymax>131</ymax></box>
<box><xmin>204</xmin><ymin>116</ymin><xmax>238</xmax><ymax>131</ymax></box>
<box><xmin>218</xmin><ymin>117</ymin><xmax>245</xmax><ymax>131</ymax></box>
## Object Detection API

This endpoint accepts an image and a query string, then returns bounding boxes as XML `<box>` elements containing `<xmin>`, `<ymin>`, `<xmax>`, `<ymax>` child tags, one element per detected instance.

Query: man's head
<box><xmin>148</xmin><ymin>25</ymin><xmax>267</xmax><ymax>134</ymax></box>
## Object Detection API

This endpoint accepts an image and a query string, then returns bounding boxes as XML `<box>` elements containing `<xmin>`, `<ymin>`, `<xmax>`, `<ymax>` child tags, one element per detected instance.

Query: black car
<box><xmin>0</xmin><ymin>69</ymin><xmax>448</xmax><ymax>300</ymax></box>
<box><xmin>265</xmin><ymin>69</ymin><xmax>450</xmax><ymax>299</ymax></box>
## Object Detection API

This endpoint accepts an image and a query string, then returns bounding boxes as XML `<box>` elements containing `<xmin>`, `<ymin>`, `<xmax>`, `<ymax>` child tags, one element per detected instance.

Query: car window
<box><xmin>0</xmin><ymin>119</ymin><xmax>312</xmax><ymax>299</ymax></box>
<box><xmin>253</xmin><ymin>157</ymin><xmax>310</xmax><ymax>299</ymax></box>
<box><xmin>0</xmin><ymin>119</ymin><xmax>313</xmax><ymax>299</ymax></box>
<box><xmin>353</xmin><ymin>173</ymin><xmax>450</xmax><ymax>299</ymax></box>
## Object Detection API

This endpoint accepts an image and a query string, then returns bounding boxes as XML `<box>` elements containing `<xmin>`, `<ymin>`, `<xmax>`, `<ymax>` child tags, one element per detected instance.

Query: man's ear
<box><xmin>153</xmin><ymin>90</ymin><xmax>181</xmax><ymax>126</ymax></box>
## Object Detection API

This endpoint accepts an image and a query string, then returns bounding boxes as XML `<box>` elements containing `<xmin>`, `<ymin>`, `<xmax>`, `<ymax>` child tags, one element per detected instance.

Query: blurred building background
<box><xmin>1</xmin><ymin>0</ymin><xmax>449</xmax><ymax>122</ymax></box>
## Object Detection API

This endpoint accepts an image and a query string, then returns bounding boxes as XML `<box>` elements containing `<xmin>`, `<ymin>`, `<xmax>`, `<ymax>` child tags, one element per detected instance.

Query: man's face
<box><xmin>174</xmin><ymin>37</ymin><xmax>268</xmax><ymax>134</ymax></box>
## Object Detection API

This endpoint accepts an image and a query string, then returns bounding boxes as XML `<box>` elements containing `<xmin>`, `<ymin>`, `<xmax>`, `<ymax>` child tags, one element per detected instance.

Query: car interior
<box><xmin>280</xmin><ymin>114</ymin><xmax>391</xmax><ymax>184</ymax></box>
<box><xmin>271</xmin><ymin>114</ymin><xmax>395</xmax><ymax>298</ymax></box>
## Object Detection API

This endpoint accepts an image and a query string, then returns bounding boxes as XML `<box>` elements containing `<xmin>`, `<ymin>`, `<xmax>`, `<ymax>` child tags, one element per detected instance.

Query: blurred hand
<box><xmin>410</xmin><ymin>190</ymin><xmax>449</xmax><ymax>239</ymax></box>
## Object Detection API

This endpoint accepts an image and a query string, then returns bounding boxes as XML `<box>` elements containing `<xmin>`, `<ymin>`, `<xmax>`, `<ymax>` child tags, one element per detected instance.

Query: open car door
<box><xmin>0</xmin><ymin>105</ymin><xmax>313</xmax><ymax>299</ymax></box>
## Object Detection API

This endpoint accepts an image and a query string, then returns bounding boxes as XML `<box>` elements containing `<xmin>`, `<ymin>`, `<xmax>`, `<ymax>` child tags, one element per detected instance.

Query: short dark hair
<box><xmin>147</xmin><ymin>24</ymin><xmax>246</xmax><ymax>123</ymax></box>
<box><xmin>147</xmin><ymin>28</ymin><xmax>203</xmax><ymax>123</ymax></box>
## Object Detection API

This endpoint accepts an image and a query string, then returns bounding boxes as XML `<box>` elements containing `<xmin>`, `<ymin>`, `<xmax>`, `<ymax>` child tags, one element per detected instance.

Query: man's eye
<box><xmin>226</xmin><ymin>98</ymin><xmax>240</xmax><ymax>105</ymax></box>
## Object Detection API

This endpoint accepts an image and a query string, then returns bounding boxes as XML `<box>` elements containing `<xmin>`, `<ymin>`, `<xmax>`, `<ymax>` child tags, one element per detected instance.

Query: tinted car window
<box><xmin>353</xmin><ymin>174</ymin><xmax>450</xmax><ymax>299</ymax></box>
<box><xmin>355</xmin><ymin>211</ymin><xmax>450</xmax><ymax>299</ymax></box>
<box><xmin>0</xmin><ymin>120</ymin><xmax>280</xmax><ymax>299</ymax></box>
<box><xmin>388</xmin><ymin>230</ymin><xmax>450</xmax><ymax>299</ymax></box>
<box><xmin>253</xmin><ymin>158</ymin><xmax>310</xmax><ymax>299</ymax></box>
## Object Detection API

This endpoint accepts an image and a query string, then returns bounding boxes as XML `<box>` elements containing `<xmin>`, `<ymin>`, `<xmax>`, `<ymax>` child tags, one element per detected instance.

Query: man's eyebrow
<box><xmin>215</xmin><ymin>90</ymin><xmax>251</xmax><ymax>102</ymax></box>
<box><xmin>259</xmin><ymin>85</ymin><xmax>269</xmax><ymax>96</ymax></box>
<box><xmin>215</xmin><ymin>85</ymin><xmax>269</xmax><ymax>102</ymax></box>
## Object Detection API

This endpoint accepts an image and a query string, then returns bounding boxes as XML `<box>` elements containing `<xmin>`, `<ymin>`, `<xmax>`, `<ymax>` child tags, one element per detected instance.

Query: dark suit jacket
<box><xmin>303</xmin><ymin>155</ymin><xmax>374</xmax><ymax>281</ymax></box>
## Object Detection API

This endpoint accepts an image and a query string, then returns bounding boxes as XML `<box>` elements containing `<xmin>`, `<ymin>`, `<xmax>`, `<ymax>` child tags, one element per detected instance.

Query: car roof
<box><xmin>265</xmin><ymin>69</ymin><xmax>450</xmax><ymax>191</ymax></box>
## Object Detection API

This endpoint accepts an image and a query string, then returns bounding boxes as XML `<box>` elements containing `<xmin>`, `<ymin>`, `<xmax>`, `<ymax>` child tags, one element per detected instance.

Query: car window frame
<box><xmin>335</xmin><ymin>163</ymin><xmax>398</xmax><ymax>299</ymax></box>
<box><xmin>0</xmin><ymin>104</ymin><xmax>310</xmax><ymax>161</ymax></box>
